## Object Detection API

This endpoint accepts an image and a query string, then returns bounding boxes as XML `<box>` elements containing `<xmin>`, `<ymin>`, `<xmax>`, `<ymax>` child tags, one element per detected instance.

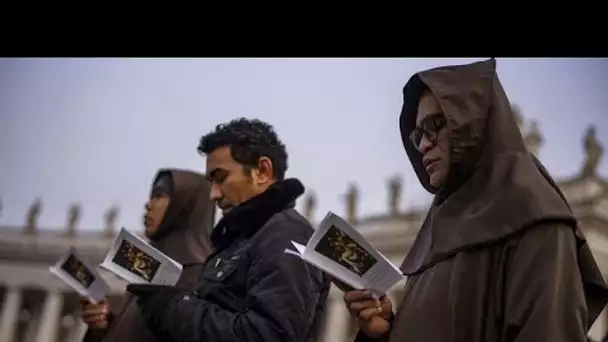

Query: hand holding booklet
<box><xmin>49</xmin><ymin>247</ymin><xmax>110</xmax><ymax>303</ymax></box>
<box><xmin>99</xmin><ymin>228</ymin><xmax>183</xmax><ymax>286</ymax></box>
<box><xmin>288</xmin><ymin>211</ymin><xmax>404</xmax><ymax>298</ymax></box>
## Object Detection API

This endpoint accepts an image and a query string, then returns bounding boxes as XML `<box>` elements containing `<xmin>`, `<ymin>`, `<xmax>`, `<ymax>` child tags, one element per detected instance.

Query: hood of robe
<box><xmin>147</xmin><ymin>168</ymin><xmax>215</xmax><ymax>265</ymax></box>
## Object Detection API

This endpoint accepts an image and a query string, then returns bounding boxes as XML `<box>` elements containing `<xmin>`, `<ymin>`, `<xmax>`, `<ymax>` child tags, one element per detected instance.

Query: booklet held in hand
<box><xmin>288</xmin><ymin>211</ymin><xmax>403</xmax><ymax>298</ymax></box>
<box><xmin>99</xmin><ymin>228</ymin><xmax>183</xmax><ymax>286</ymax></box>
<box><xmin>49</xmin><ymin>247</ymin><xmax>110</xmax><ymax>303</ymax></box>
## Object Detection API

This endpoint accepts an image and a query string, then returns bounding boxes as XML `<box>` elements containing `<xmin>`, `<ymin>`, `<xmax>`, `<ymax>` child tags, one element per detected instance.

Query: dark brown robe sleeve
<box><xmin>502</xmin><ymin>223</ymin><xmax>588</xmax><ymax>342</ymax></box>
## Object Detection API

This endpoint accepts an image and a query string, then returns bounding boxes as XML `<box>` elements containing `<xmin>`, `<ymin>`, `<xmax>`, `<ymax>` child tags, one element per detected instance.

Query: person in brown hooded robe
<box><xmin>343</xmin><ymin>59</ymin><xmax>608</xmax><ymax>342</ymax></box>
<box><xmin>80</xmin><ymin>168</ymin><xmax>215</xmax><ymax>342</ymax></box>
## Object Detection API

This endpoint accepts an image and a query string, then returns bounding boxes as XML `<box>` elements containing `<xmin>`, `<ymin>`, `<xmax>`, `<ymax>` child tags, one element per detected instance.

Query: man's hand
<box><xmin>343</xmin><ymin>290</ymin><xmax>393</xmax><ymax>338</ymax></box>
<box><xmin>126</xmin><ymin>284</ymin><xmax>185</xmax><ymax>326</ymax></box>
<box><xmin>80</xmin><ymin>298</ymin><xmax>110</xmax><ymax>330</ymax></box>
<box><xmin>126</xmin><ymin>284</ymin><xmax>189</xmax><ymax>340</ymax></box>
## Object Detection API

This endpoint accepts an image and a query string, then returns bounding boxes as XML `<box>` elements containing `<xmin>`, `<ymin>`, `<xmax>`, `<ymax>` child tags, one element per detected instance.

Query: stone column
<box><xmin>0</xmin><ymin>286</ymin><xmax>22</xmax><ymax>342</ymax></box>
<box><xmin>322</xmin><ymin>292</ymin><xmax>350</xmax><ymax>342</ymax></box>
<box><xmin>35</xmin><ymin>290</ymin><xmax>63</xmax><ymax>342</ymax></box>
<box><xmin>24</xmin><ymin>309</ymin><xmax>41</xmax><ymax>342</ymax></box>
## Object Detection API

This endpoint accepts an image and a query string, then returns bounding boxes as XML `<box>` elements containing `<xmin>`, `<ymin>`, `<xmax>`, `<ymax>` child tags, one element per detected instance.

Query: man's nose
<box><xmin>417</xmin><ymin>136</ymin><xmax>434</xmax><ymax>154</ymax></box>
<box><xmin>209</xmin><ymin>184</ymin><xmax>222</xmax><ymax>202</ymax></box>
<box><xmin>144</xmin><ymin>201</ymin><xmax>151</xmax><ymax>211</ymax></box>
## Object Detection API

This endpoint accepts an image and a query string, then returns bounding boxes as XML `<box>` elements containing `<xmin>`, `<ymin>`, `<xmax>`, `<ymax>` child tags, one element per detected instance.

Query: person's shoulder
<box><xmin>521</xmin><ymin>220</ymin><xmax>576</xmax><ymax>239</ymax></box>
<box><xmin>253</xmin><ymin>208</ymin><xmax>314</xmax><ymax>247</ymax></box>
<box><xmin>507</xmin><ymin>219</ymin><xmax>578</xmax><ymax>256</ymax></box>
<box><xmin>267</xmin><ymin>208</ymin><xmax>314</xmax><ymax>235</ymax></box>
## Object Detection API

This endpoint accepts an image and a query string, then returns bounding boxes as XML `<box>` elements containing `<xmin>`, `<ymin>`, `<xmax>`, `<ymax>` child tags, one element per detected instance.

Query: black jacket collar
<box><xmin>210</xmin><ymin>178</ymin><xmax>305</xmax><ymax>250</ymax></box>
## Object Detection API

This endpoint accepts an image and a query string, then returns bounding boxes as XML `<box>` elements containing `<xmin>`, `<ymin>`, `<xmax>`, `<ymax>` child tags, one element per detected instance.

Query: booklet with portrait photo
<box><xmin>100</xmin><ymin>228</ymin><xmax>183</xmax><ymax>286</ymax></box>
<box><xmin>49</xmin><ymin>247</ymin><xmax>110</xmax><ymax>303</ymax></box>
<box><xmin>287</xmin><ymin>211</ymin><xmax>404</xmax><ymax>298</ymax></box>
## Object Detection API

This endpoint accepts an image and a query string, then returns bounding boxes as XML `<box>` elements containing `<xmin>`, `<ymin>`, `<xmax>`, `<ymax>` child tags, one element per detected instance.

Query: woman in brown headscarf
<box><xmin>343</xmin><ymin>59</ymin><xmax>608</xmax><ymax>342</ymax></box>
<box><xmin>80</xmin><ymin>168</ymin><xmax>215</xmax><ymax>342</ymax></box>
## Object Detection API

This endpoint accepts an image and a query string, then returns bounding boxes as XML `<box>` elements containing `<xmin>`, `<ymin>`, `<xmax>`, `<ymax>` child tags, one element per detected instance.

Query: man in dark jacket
<box><xmin>127</xmin><ymin>118</ymin><xmax>331</xmax><ymax>342</ymax></box>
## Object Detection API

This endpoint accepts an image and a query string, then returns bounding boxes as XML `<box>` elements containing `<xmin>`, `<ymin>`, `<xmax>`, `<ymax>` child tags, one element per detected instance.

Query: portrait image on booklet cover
<box><xmin>60</xmin><ymin>254</ymin><xmax>96</xmax><ymax>288</ymax></box>
<box><xmin>314</xmin><ymin>225</ymin><xmax>377</xmax><ymax>276</ymax></box>
<box><xmin>112</xmin><ymin>240</ymin><xmax>161</xmax><ymax>282</ymax></box>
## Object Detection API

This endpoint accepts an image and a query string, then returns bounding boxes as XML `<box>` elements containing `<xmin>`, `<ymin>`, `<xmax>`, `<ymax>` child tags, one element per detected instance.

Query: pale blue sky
<box><xmin>0</xmin><ymin>58</ymin><xmax>606</xmax><ymax>232</ymax></box>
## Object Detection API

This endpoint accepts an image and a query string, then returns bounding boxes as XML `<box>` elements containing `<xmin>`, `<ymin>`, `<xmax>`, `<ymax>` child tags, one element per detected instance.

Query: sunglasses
<box><xmin>409</xmin><ymin>113</ymin><xmax>447</xmax><ymax>148</ymax></box>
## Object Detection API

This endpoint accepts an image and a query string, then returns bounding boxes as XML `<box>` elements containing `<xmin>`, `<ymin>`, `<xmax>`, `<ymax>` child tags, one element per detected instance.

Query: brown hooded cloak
<box><xmin>358</xmin><ymin>59</ymin><xmax>608</xmax><ymax>342</ymax></box>
<box><xmin>84</xmin><ymin>169</ymin><xmax>215</xmax><ymax>342</ymax></box>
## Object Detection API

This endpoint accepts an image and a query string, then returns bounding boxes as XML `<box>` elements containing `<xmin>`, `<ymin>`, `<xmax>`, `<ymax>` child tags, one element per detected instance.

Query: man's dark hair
<box><xmin>197</xmin><ymin>118</ymin><xmax>288</xmax><ymax>180</ymax></box>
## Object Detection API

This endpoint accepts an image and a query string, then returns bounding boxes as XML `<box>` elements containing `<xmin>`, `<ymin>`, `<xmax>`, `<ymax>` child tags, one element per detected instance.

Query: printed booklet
<box><xmin>99</xmin><ymin>228</ymin><xmax>183</xmax><ymax>286</ymax></box>
<box><xmin>49</xmin><ymin>247</ymin><xmax>110</xmax><ymax>303</ymax></box>
<box><xmin>288</xmin><ymin>211</ymin><xmax>403</xmax><ymax>298</ymax></box>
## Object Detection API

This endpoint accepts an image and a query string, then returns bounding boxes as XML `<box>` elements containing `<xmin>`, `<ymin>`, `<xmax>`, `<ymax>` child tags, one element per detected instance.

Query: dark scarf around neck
<box><xmin>210</xmin><ymin>178</ymin><xmax>305</xmax><ymax>250</ymax></box>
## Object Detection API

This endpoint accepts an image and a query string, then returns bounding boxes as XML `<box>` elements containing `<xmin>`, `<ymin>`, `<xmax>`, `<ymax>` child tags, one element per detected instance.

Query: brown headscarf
<box><xmin>94</xmin><ymin>169</ymin><xmax>215</xmax><ymax>342</ymax></box>
<box><xmin>147</xmin><ymin>169</ymin><xmax>215</xmax><ymax>266</ymax></box>
<box><xmin>398</xmin><ymin>59</ymin><xmax>608</xmax><ymax>327</ymax></box>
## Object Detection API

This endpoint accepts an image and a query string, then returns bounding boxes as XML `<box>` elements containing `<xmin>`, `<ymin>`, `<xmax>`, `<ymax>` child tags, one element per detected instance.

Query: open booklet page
<box><xmin>290</xmin><ymin>211</ymin><xmax>403</xmax><ymax>298</ymax></box>
<box><xmin>49</xmin><ymin>247</ymin><xmax>110</xmax><ymax>303</ymax></box>
<box><xmin>100</xmin><ymin>228</ymin><xmax>183</xmax><ymax>286</ymax></box>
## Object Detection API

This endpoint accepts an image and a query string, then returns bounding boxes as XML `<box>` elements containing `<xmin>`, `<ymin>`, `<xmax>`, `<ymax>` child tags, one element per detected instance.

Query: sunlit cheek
<box><xmin>437</xmin><ymin>137</ymin><xmax>449</xmax><ymax>154</ymax></box>
<box><xmin>160</xmin><ymin>203</ymin><xmax>169</xmax><ymax>214</ymax></box>
<box><xmin>236</xmin><ymin>186</ymin><xmax>249</xmax><ymax>205</ymax></box>
<box><xmin>218</xmin><ymin>184</ymin><xmax>232</xmax><ymax>204</ymax></box>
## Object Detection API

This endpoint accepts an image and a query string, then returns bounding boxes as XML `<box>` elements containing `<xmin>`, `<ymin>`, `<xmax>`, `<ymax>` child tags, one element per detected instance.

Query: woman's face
<box><xmin>143</xmin><ymin>178</ymin><xmax>171</xmax><ymax>238</ymax></box>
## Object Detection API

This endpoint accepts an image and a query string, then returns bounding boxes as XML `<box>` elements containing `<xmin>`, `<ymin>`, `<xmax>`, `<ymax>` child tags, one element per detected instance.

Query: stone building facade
<box><xmin>0</xmin><ymin>114</ymin><xmax>607</xmax><ymax>342</ymax></box>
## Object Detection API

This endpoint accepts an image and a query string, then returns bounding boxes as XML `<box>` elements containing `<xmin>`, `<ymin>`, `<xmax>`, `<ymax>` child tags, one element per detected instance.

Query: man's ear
<box><xmin>252</xmin><ymin>157</ymin><xmax>274</xmax><ymax>184</ymax></box>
